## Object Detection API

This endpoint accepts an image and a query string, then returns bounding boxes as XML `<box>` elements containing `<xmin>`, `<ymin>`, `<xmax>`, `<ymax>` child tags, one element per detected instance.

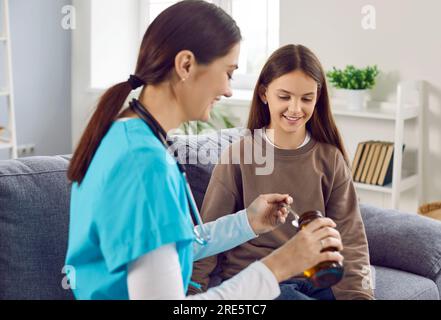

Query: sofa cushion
<box><xmin>171</xmin><ymin>128</ymin><xmax>245</xmax><ymax>210</ymax></box>
<box><xmin>373</xmin><ymin>266</ymin><xmax>439</xmax><ymax>300</ymax></box>
<box><xmin>0</xmin><ymin>156</ymin><xmax>73</xmax><ymax>299</ymax></box>
<box><xmin>360</xmin><ymin>203</ymin><xmax>441</xmax><ymax>288</ymax></box>
<box><xmin>1</xmin><ymin>133</ymin><xmax>440</xmax><ymax>301</ymax></box>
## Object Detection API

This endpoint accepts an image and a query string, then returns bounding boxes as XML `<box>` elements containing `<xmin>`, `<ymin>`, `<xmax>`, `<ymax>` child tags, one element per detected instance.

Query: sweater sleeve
<box><xmin>325</xmin><ymin>150</ymin><xmax>375</xmax><ymax>300</ymax></box>
<box><xmin>189</xmin><ymin>152</ymin><xmax>244</xmax><ymax>295</ymax></box>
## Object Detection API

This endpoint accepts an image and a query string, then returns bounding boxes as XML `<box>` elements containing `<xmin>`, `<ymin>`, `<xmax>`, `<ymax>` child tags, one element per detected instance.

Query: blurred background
<box><xmin>0</xmin><ymin>0</ymin><xmax>440</xmax><ymax>212</ymax></box>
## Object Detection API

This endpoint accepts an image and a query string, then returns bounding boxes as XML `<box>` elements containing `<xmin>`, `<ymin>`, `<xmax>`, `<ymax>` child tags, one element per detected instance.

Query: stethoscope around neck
<box><xmin>129</xmin><ymin>98</ymin><xmax>211</xmax><ymax>246</ymax></box>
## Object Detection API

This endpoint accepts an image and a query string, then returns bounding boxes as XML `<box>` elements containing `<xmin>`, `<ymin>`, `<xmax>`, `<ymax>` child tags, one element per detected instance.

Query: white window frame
<box><xmin>89</xmin><ymin>0</ymin><xmax>279</xmax><ymax>91</ymax></box>
<box><xmin>89</xmin><ymin>0</ymin><xmax>142</xmax><ymax>91</ymax></box>
<box><xmin>213</xmin><ymin>0</ymin><xmax>280</xmax><ymax>90</ymax></box>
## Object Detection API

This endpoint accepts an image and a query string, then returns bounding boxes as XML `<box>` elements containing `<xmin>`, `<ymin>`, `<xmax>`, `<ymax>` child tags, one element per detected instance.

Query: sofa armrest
<box><xmin>360</xmin><ymin>204</ymin><xmax>441</xmax><ymax>287</ymax></box>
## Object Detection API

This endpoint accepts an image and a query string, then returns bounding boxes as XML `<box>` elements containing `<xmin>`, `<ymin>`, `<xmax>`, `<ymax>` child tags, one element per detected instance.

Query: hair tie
<box><xmin>127</xmin><ymin>74</ymin><xmax>145</xmax><ymax>90</ymax></box>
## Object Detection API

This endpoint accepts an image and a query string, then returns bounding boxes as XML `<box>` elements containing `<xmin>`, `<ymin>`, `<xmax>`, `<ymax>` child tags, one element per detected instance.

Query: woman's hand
<box><xmin>246</xmin><ymin>194</ymin><xmax>293</xmax><ymax>235</ymax></box>
<box><xmin>262</xmin><ymin>217</ymin><xmax>344</xmax><ymax>283</ymax></box>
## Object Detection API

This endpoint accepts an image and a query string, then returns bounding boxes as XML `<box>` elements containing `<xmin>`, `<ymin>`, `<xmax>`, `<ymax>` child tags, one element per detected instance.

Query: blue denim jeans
<box><xmin>275</xmin><ymin>278</ymin><xmax>335</xmax><ymax>300</ymax></box>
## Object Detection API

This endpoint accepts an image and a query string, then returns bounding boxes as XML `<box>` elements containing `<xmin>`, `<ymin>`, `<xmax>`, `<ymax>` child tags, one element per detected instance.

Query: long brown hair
<box><xmin>247</xmin><ymin>44</ymin><xmax>350</xmax><ymax>166</ymax></box>
<box><xmin>68</xmin><ymin>0</ymin><xmax>241</xmax><ymax>184</ymax></box>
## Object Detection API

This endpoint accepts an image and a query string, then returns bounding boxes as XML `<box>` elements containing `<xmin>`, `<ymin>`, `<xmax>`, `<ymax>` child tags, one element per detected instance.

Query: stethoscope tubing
<box><xmin>129</xmin><ymin>99</ymin><xmax>211</xmax><ymax>246</ymax></box>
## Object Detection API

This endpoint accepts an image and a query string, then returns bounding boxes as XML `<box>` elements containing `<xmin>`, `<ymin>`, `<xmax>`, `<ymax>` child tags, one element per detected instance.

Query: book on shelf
<box><xmin>366</xmin><ymin>142</ymin><xmax>382</xmax><ymax>184</ymax></box>
<box><xmin>361</xmin><ymin>141</ymin><xmax>377</xmax><ymax>183</ymax></box>
<box><xmin>377</xmin><ymin>143</ymin><xmax>407</xmax><ymax>186</ymax></box>
<box><xmin>351</xmin><ymin>141</ymin><xmax>405</xmax><ymax>186</ymax></box>
<box><xmin>351</xmin><ymin>142</ymin><xmax>365</xmax><ymax>179</ymax></box>
<box><xmin>354</xmin><ymin>141</ymin><xmax>373</xmax><ymax>182</ymax></box>
<box><xmin>371</xmin><ymin>143</ymin><xmax>389</xmax><ymax>185</ymax></box>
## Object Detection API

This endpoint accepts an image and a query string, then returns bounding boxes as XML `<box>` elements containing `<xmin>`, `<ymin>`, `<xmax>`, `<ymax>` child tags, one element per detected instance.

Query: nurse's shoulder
<box><xmin>113</xmin><ymin>118</ymin><xmax>177</xmax><ymax>172</ymax></box>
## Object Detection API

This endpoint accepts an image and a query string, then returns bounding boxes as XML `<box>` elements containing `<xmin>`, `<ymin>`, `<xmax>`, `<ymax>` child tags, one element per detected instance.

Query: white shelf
<box><xmin>342</xmin><ymin>81</ymin><xmax>423</xmax><ymax>209</ymax></box>
<box><xmin>0</xmin><ymin>37</ymin><xmax>6</xmax><ymax>42</ymax></box>
<box><xmin>331</xmin><ymin>100</ymin><xmax>419</xmax><ymax>121</ymax></box>
<box><xmin>0</xmin><ymin>141</ymin><xmax>13</xmax><ymax>150</ymax></box>
<box><xmin>221</xmin><ymin>90</ymin><xmax>420</xmax><ymax>121</ymax></box>
<box><xmin>354</xmin><ymin>174</ymin><xmax>418</xmax><ymax>194</ymax></box>
<box><xmin>0</xmin><ymin>90</ymin><xmax>10</xmax><ymax>96</ymax></box>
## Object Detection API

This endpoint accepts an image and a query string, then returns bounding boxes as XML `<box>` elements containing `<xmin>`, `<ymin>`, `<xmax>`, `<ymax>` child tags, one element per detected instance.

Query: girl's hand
<box><xmin>246</xmin><ymin>194</ymin><xmax>293</xmax><ymax>235</ymax></box>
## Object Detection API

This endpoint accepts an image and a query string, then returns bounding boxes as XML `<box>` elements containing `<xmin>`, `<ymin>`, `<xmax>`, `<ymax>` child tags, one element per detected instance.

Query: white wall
<box><xmin>279</xmin><ymin>0</ymin><xmax>441</xmax><ymax>210</ymax></box>
<box><xmin>71</xmin><ymin>0</ymin><xmax>98</xmax><ymax>150</ymax></box>
<box><xmin>71</xmin><ymin>0</ymin><xmax>140</xmax><ymax>150</ymax></box>
<box><xmin>71</xmin><ymin>0</ymin><xmax>440</xmax><ymax>211</ymax></box>
<box><xmin>0</xmin><ymin>0</ymin><xmax>72</xmax><ymax>158</ymax></box>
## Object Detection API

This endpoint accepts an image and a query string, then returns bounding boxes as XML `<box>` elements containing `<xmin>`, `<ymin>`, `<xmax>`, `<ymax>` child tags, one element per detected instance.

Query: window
<box><xmin>90</xmin><ymin>0</ymin><xmax>140</xmax><ymax>89</ymax></box>
<box><xmin>90</xmin><ymin>0</ymin><xmax>279</xmax><ymax>90</ymax></box>
<box><xmin>229</xmin><ymin>0</ymin><xmax>279</xmax><ymax>89</ymax></box>
<box><xmin>137</xmin><ymin>0</ymin><xmax>179</xmax><ymax>38</ymax></box>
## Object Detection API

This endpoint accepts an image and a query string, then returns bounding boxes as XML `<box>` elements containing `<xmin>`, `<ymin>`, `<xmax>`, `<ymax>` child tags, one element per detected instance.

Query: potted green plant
<box><xmin>327</xmin><ymin>65</ymin><xmax>379</xmax><ymax>110</ymax></box>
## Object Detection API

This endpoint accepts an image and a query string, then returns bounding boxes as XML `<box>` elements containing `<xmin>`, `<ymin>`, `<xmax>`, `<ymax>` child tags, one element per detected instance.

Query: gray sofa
<box><xmin>0</xmin><ymin>128</ymin><xmax>440</xmax><ymax>300</ymax></box>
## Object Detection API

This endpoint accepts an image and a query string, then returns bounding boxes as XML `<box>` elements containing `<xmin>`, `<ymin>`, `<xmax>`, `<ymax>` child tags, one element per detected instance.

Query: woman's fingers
<box><xmin>261</xmin><ymin>193</ymin><xmax>293</xmax><ymax>205</ymax></box>
<box><xmin>277</xmin><ymin>206</ymin><xmax>288</xmax><ymax>216</ymax></box>
<box><xmin>299</xmin><ymin>217</ymin><xmax>343</xmax><ymax>253</ymax></box>
<box><xmin>318</xmin><ymin>251</ymin><xmax>344</xmax><ymax>264</ymax></box>
<box><xmin>320</xmin><ymin>236</ymin><xmax>344</xmax><ymax>252</ymax></box>
<box><xmin>277</xmin><ymin>208</ymin><xmax>288</xmax><ymax>224</ymax></box>
<box><xmin>313</xmin><ymin>226</ymin><xmax>342</xmax><ymax>242</ymax></box>
<box><xmin>303</xmin><ymin>217</ymin><xmax>336</xmax><ymax>233</ymax></box>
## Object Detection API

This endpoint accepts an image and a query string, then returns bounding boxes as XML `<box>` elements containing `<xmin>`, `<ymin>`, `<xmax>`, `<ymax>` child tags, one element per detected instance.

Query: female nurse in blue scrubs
<box><xmin>65</xmin><ymin>0</ymin><xmax>343</xmax><ymax>300</ymax></box>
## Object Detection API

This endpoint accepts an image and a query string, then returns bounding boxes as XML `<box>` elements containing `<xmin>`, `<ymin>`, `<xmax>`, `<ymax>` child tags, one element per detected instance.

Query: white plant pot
<box><xmin>340</xmin><ymin>89</ymin><xmax>369</xmax><ymax>110</ymax></box>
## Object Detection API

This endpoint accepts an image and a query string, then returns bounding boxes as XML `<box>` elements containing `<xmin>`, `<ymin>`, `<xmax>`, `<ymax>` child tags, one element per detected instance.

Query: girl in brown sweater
<box><xmin>190</xmin><ymin>44</ymin><xmax>374</xmax><ymax>300</ymax></box>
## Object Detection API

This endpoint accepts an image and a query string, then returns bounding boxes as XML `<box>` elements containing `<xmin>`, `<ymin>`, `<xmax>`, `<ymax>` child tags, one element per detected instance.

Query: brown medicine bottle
<box><xmin>299</xmin><ymin>210</ymin><xmax>344</xmax><ymax>288</ymax></box>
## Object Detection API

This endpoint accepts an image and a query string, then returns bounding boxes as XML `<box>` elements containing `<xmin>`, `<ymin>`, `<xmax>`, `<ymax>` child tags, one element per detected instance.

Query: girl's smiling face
<box><xmin>260</xmin><ymin>70</ymin><xmax>318</xmax><ymax>135</ymax></box>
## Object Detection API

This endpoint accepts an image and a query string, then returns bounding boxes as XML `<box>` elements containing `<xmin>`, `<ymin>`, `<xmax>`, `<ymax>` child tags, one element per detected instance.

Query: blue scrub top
<box><xmin>65</xmin><ymin>118</ymin><xmax>195</xmax><ymax>300</ymax></box>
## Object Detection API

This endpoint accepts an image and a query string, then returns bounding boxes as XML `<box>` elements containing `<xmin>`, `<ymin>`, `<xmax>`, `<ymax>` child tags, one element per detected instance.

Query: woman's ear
<box><xmin>258</xmin><ymin>85</ymin><xmax>268</xmax><ymax>104</ymax></box>
<box><xmin>174</xmin><ymin>50</ymin><xmax>195</xmax><ymax>82</ymax></box>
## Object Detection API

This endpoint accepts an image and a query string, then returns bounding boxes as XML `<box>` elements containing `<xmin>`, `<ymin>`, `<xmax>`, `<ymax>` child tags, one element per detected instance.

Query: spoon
<box><xmin>281</xmin><ymin>203</ymin><xmax>300</xmax><ymax>228</ymax></box>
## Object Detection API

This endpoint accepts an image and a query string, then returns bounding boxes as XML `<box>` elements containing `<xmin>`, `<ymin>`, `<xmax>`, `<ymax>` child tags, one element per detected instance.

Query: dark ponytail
<box><xmin>67</xmin><ymin>82</ymin><xmax>132</xmax><ymax>183</ymax></box>
<box><xmin>68</xmin><ymin>0</ymin><xmax>241</xmax><ymax>184</ymax></box>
